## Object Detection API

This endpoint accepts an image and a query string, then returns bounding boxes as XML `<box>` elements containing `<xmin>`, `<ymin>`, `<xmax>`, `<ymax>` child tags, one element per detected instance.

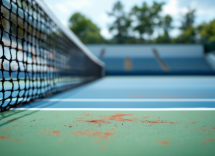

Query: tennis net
<box><xmin>0</xmin><ymin>0</ymin><xmax>104</xmax><ymax>111</ymax></box>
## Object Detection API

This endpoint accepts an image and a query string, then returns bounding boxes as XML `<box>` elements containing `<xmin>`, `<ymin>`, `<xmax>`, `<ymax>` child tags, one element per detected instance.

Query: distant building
<box><xmin>86</xmin><ymin>44</ymin><xmax>215</xmax><ymax>75</ymax></box>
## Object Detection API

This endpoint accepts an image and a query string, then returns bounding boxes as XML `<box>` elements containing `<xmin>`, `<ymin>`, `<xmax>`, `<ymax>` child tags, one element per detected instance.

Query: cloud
<box><xmin>64</xmin><ymin>0</ymin><xmax>92</xmax><ymax>10</ymax></box>
<box><xmin>54</xmin><ymin>4</ymin><xmax>70</xmax><ymax>14</ymax></box>
<box><xmin>163</xmin><ymin>0</ymin><xmax>187</xmax><ymax>19</ymax></box>
<box><xmin>101</xmin><ymin>28</ymin><xmax>112</xmax><ymax>39</ymax></box>
<box><xmin>44</xmin><ymin>0</ymin><xmax>93</xmax><ymax>26</ymax></box>
<box><xmin>173</xmin><ymin>0</ymin><xmax>215</xmax><ymax>23</ymax></box>
<box><xmin>48</xmin><ymin>0</ymin><xmax>92</xmax><ymax>10</ymax></box>
<box><xmin>44</xmin><ymin>0</ymin><xmax>215</xmax><ymax>39</ymax></box>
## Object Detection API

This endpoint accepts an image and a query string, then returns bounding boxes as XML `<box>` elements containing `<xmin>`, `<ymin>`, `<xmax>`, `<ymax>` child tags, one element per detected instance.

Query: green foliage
<box><xmin>107</xmin><ymin>1</ymin><xmax>132</xmax><ymax>43</ymax></box>
<box><xmin>180</xmin><ymin>27</ymin><xmax>196</xmax><ymax>37</ymax></box>
<box><xmin>69</xmin><ymin>13</ymin><xmax>105</xmax><ymax>44</ymax></box>
<box><xmin>155</xmin><ymin>35</ymin><xmax>172</xmax><ymax>43</ymax></box>
<box><xmin>175</xmin><ymin>17</ymin><xmax>215</xmax><ymax>44</ymax></box>
<box><xmin>199</xmin><ymin>20</ymin><xmax>215</xmax><ymax>52</ymax></box>
<box><xmin>67</xmin><ymin>2</ymin><xmax>215</xmax><ymax>45</ymax></box>
<box><xmin>130</xmin><ymin>2</ymin><xmax>165</xmax><ymax>41</ymax></box>
<box><xmin>154</xmin><ymin>14</ymin><xmax>174</xmax><ymax>43</ymax></box>
<box><xmin>174</xmin><ymin>8</ymin><xmax>197</xmax><ymax>44</ymax></box>
<box><xmin>179</xmin><ymin>8</ymin><xmax>196</xmax><ymax>32</ymax></box>
<box><xmin>162</xmin><ymin>15</ymin><xmax>173</xmax><ymax>36</ymax></box>
<box><xmin>175</xmin><ymin>27</ymin><xmax>197</xmax><ymax>43</ymax></box>
<box><xmin>199</xmin><ymin>20</ymin><xmax>215</xmax><ymax>43</ymax></box>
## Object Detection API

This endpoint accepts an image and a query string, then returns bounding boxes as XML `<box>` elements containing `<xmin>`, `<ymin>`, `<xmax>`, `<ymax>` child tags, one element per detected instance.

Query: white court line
<box><xmin>11</xmin><ymin>108</ymin><xmax>215</xmax><ymax>111</ymax></box>
<box><xmin>40</xmin><ymin>99</ymin><xmax>215</xmax><ymax>102</ymax></box>
<box><xmin>2</xmin><ymin>99</ymin><xmax>215</xmax><ymax>102</ymax></box>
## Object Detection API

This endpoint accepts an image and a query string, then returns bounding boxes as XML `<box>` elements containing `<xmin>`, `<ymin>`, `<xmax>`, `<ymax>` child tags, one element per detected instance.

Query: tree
<box><xmin>162</xmin><ymin>15</ymin><xmax>173</xmax><ymax>37</ymax></box>
<box><xmin>155</xmin><ymin>15</ymin><xmax>173</xmax><ymax>43</ymax></box>
<box><xmin>131</xmin><ymin>2</ymin><xmax>164</xmax><ymax>41</ymax></box>
<box><xmin>180</xmin><ymin>8</ymin><xmax>196</xmax><ymax>32</ymax></box>
<box><xmin>108</xmin><ymin>1</ymin><xmax>132</xmax><ymax>43</ymax></box>
<box><xmin>174</xmin><ymin>8</ymin><xmax>197</xmax><ymax>43</ymax></box>
<box><xmin>69</xmin><ymin>13</ymin><xmax>105</xmax><ymax>44</ymax></box>
<box><xmin>176</xmin><ymin>27</ymin><xmax>197</xmax><ymax>43</ymax></box>
<box><xmin>199</xmin><ymin>19</ymin><xmax>215</xmax><ymax>43</ymax></box>
<box><xmin>130</xmin><ymin>3</ymin><xmax>149</xmax><ymax>42</ymax></box>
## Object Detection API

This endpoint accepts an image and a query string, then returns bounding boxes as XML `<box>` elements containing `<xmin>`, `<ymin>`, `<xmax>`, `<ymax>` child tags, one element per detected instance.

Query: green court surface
<box><xmin>1</xmin><ymin>110</ymin><xmax>215</xmax><ymax>156</ymax></box>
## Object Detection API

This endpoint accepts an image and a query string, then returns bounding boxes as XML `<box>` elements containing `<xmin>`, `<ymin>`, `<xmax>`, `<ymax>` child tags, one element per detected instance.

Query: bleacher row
<box><xmin>103</xmin><ymin>57</ymin><xmax>213</xmax><ymax>75</ymax></box>
<box><xmin>87</xmin><ymin>44</ymin><xmax>215</xmax><ymax>75</ymax></box>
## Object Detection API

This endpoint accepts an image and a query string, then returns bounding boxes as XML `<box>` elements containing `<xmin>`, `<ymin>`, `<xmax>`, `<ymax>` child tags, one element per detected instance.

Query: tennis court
<box><xmin>1</xmin><ymin>76</ymin><xmax>215</xmax><ymax>156</ymax></box>
<box><xmin>0</xmin><ymin>0</ymin><xmax>215</xmax><ymax>156</ymax></box>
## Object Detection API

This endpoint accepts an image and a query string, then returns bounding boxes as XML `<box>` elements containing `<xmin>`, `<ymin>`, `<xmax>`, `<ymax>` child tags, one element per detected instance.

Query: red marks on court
<box><xmin>48</xmin><ymin>131</ymin><xmax>61</xmax><ymax>136</ymax></box>
<box><xmin>48</xmin><ymin>130</ymin><xmax>60</xmax><ymax>133</ymax></box>
<box><xmin>54</xmin><ymin>115</ymin><xmax>60</xmax><ymax>118</ymax></box>
<box><xmin>31</xmin><ymin>119</ymin><xmax>43</xmax><ymax>122</ymax></box>
<box><xmin>196</xmin><ymin>129</ymin><xmax>211</xmax><ymax>134</ymax></box>
<box><xmin>0</xmin><ymin>135</ymin><xmax>23</xmax><ymax>143</ymax></box>
<box><xmin>213</xmin><ymin>127</ymin><xmax>215</xmax><ymax>129</ymax></box>
<box><xmin>97</xmin><ymin>114</ymin><xmax>136</xmax><ymax>122</ymax></box>
<box><xmin>201</xmin><ymin>138</ymin><xmax>215</xmax><ymax>145</ymax></box>
<box><xmin>0</xmin><ymin>136</ymin><xmax>6</xmax><ymax>139</ymax></box>
<box><xmin>63</xmin><ymin>125</ymin><xmax>72</xmax><ymax>127</ymax></box>
<box><xmin>82</xmin><ymin>113</ymin><xmax>137</xmax><ymax>123</ymax></box>
<box><xmin>86</xmin><ymin>120</ymin><xmax>110</xmax><ymax>124</ymax></box>
<box><xmin>8</xmin><ymin>120</ymin><xmax>18</xmax><ymax>122</ymax></box>
<box><xmin>80</xmin><ymin>113</ymin><xmax>182</xmax><ymax>128</ymax></box>
<box><xmin>142</xmin><ymin>120</ymin><xmax>178</xmax><ymax>125</ymax></box>
<box><xmin>141</xmin><ymin>115</ymin><xmax>150</xmax><ymax>119</ymax></box>
<box><xmin>205</xmin><ymin>138</ymin><xmax>215</xmax><ymax>142</ymax></box>
<box><xmin>82</xmin><ymin>113</ymin><xmax>95</xmax><ymax>117</ymax></box>
<box><xmin>156</xmin><ymin>141</ymin><xmax>170</xmax><ymax>145</ymax></box>
<box><xmin>108</xmin><ymin>114</ymin><xmax>133</xmax><ymax>121</ymax></box>
<box><xmin>61</xmin><ymin>125</ymin><xmax>72</xmax><ymax>128</ymax></box>
<box><xmin>143</xmin><ymin>120</ymin><xmax>161</xmax><ymax>124</ymax></box>
<box><xmin>100</xmin><ymin>146</ymin><xmax>106</xmax><ymax>149</ymax></box>
<box><xmin>72</xmin><ymin>129</ymin><xmax>116</xmax><ymax>139</ymax></box>
<box><xmin>169</xmin><ymin>122</ymin><xmax>178</xmax><ymax>124</ymax></box>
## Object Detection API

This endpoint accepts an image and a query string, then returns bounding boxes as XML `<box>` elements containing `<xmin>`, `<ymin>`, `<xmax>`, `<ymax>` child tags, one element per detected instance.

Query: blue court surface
<box><xmin>2</xmin><ymin>76</ymin><xmax>215</xmax><ymax>156</ymax></box>
<box><xmin>15</xmin><ymin>76</ymin><xmax>215</xmax><ymax>110</ymax></box>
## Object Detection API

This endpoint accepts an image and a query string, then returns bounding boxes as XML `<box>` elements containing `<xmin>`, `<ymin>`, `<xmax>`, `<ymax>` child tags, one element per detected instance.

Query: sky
<box><xmin>43</xmin><ymin>0</ymin><xmax>215</xmax><ymax>39</ymax></box>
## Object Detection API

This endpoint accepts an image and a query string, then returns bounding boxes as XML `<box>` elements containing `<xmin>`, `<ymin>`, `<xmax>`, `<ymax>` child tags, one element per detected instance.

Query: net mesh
<box><xmin>0</xmin><ymin>0</ymin><xmax>103</xmax><ymax>112</ymax></box>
